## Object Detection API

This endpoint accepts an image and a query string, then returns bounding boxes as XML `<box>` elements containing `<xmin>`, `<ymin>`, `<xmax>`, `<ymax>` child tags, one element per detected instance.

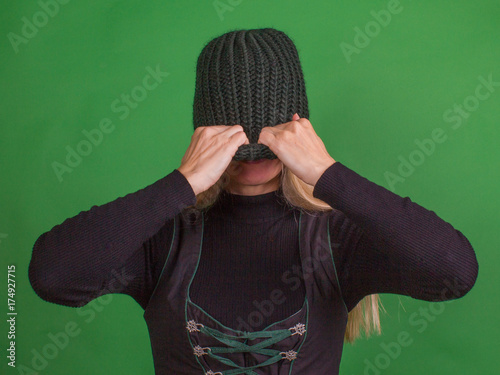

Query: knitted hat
<box><xmin>193</xmin><ymin>28</ymin><xmax>309</xmax><ymax>161</ymax></box>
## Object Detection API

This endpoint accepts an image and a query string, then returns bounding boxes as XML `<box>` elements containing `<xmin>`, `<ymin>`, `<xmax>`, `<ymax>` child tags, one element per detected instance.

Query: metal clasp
<box><xmin>289</xmin><ymin>322</ymin><xmax>306</xmax><ymax>336</ymax></box>
<box><xmin>186</xmin><ymin>319</ymin><xmax>204</xmax><ymax>332</ymax></box>
<box><xmin>193</xmin><ymin>345</ymin><xmax>211</xmax><ymax>357</ymax></box>
<box><xmin>280</xmin><ymin>350</ymin><xmax>298</xmax><ymax>361</ymax></box>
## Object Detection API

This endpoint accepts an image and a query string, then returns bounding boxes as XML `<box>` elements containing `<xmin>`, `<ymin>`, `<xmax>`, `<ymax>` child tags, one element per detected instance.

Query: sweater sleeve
<box><xmin>312</xmin><ymin>161</ymin><xmax>479</xmax><ymax>312</ymax></box>
<box><xmin>28</xmin><ymin>169</ymin><xmax>197</xmax><ymax>310</ymax></box>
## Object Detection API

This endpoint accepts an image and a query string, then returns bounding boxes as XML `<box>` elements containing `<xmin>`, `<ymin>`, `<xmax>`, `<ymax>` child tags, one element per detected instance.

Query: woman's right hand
<box><xmin>177</xmin><ymin>125</ymin><xmax>249</xmax><ymax>196</ymax></box>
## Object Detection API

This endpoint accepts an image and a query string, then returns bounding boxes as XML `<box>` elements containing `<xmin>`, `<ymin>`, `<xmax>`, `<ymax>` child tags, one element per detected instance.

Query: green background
<box><xmin>1</xmin><ymin>0</ymin><xmax>498</xmax><ymax>374</ymax></box>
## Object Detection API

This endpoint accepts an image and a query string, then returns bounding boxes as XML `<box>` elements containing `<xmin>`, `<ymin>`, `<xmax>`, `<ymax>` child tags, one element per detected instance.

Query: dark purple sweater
<box><xmin>28</xmin><ymin>161</ymin><xmax>479</xmax><ymax>331</ymax></box>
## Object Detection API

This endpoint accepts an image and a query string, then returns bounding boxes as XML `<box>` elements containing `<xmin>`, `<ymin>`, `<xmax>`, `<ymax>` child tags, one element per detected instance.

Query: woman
<box><xmin>29</xmin><ymin>28</ymin><xmax>479</xmax><ymax>374</ymax></box>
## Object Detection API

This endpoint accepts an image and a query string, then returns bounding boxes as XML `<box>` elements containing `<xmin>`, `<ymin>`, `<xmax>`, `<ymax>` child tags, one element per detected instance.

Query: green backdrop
<box><xmin>1</xmin><ymin>0</ymin><xmax>498</xmax><ymax>374</ymax></box>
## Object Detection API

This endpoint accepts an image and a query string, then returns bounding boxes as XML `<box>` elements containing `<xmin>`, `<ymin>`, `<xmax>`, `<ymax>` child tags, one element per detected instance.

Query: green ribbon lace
<box><xmin>188</xmin><ymin>321</ymin><xmax>305</xmax><ymax>375</ymax></box>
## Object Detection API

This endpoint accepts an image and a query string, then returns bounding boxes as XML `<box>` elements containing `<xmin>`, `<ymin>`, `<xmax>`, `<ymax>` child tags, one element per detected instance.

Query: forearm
<box><xmin>28</xmin><ymin>169</ymin><xmax>196</xmax><ymax>307</ymax></box>
<box><xmin>313</xmin><ymin>161</ymin><xmax>479</xmax><ymax>302</ymax></box>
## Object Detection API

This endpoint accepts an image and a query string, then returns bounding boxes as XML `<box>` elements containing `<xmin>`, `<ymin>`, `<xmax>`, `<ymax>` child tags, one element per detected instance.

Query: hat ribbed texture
<box><xmin>193</xmin><ymin>28</ymin><xmax>309</xmax><ymax>161</ymax></box>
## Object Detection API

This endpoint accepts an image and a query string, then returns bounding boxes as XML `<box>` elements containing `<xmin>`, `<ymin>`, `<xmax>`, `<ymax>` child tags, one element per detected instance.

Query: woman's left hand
<box><xmin>258</xmin><ymin>113</ymin><xmax>336</xmax><ymax>187</ymax></box>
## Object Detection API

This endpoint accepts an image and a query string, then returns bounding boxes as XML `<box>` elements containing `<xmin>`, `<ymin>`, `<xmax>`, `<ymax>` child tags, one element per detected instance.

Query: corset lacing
<box><xmin>186</xmin><ymin>320</ymin><xmax>307</xmax><ymax>375</ymax></box>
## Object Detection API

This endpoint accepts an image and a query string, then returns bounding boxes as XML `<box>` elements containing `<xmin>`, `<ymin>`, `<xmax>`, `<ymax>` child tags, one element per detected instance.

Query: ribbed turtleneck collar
<box><xmin>209</xmin><ymin>186</ymin><xmax>292</xmax><ymax>221</ymax></box>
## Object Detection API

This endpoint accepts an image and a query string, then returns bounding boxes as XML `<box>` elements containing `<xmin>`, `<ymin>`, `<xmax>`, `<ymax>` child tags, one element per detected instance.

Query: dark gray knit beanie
<box><xmin>193</xmin><ymin>28</ymin><xmax>309</xmax><ymax>161</ymax></box>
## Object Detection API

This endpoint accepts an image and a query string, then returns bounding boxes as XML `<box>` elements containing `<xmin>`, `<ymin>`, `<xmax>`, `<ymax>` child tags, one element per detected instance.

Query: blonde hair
<box><xmin>184</xmin><ymin>162</ymin><xmax>385</xmax><ymax>343</ymax></box>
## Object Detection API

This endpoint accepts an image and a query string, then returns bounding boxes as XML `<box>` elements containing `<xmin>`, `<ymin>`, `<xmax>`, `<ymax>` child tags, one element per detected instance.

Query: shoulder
<box><xmin>303</xmin><ymin>208</ymin><xmax>364</xmax><ymax>253</ymax></box>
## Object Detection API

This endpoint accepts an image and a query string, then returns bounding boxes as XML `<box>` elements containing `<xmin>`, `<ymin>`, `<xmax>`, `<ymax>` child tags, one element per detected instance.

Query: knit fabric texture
<box><xmin>193</xmin><ymin>28</ymin><xmax>309</xmax><ymax>161</ymax></box>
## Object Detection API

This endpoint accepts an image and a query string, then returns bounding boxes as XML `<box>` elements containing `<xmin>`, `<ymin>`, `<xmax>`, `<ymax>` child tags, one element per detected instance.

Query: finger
<box><xmin>233</xmin><ymin>124</ymin><xmax>250</xmax><ymax>144</ymax></box>
<box><xmin>225</xmin><ymin>124</ymin><xmax>246</xmax><ymax>137</ymax></box>
<box><xmin>206</xmin><ymin>124</ymin><xmax>244</xmax><ymax>135</ymax></box>
<box><xmin>292</xmin><ymin>113</ymin><xmax>300</xmax><ymax>121</ymax></box>
<box><xmin>257</xmin><ymin>127</ymin><xmax>274</xmax><ymax>145</ymax></box>
<box><xmin>230</xmin><ymin>129</ymin><xmax>250</xmax><ymax>146</ymax></box>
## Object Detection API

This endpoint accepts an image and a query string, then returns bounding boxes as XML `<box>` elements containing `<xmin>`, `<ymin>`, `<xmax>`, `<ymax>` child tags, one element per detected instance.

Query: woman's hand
<box><xmin>178</xmin><ymin>125</ymin><xmax>249</xmax><ymax>195</ymax></box>
<box><xmin>258</xmin><ymin>113</ymin><xmax>336</xmax><ymax>187</ymax></box>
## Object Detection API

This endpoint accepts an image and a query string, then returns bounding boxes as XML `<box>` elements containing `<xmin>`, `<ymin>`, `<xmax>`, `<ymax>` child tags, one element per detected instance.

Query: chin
<box><xmin>227</xmin><ymin>158</ymin><xmax>281</xmax><ymax>183</ymax></box>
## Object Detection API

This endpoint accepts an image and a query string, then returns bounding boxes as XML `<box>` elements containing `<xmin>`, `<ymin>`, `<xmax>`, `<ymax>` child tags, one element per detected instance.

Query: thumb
<box><xmin>292</xmin><ymin>113</ymin><xmax>300</xmax><ymax>121</ymax></box>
